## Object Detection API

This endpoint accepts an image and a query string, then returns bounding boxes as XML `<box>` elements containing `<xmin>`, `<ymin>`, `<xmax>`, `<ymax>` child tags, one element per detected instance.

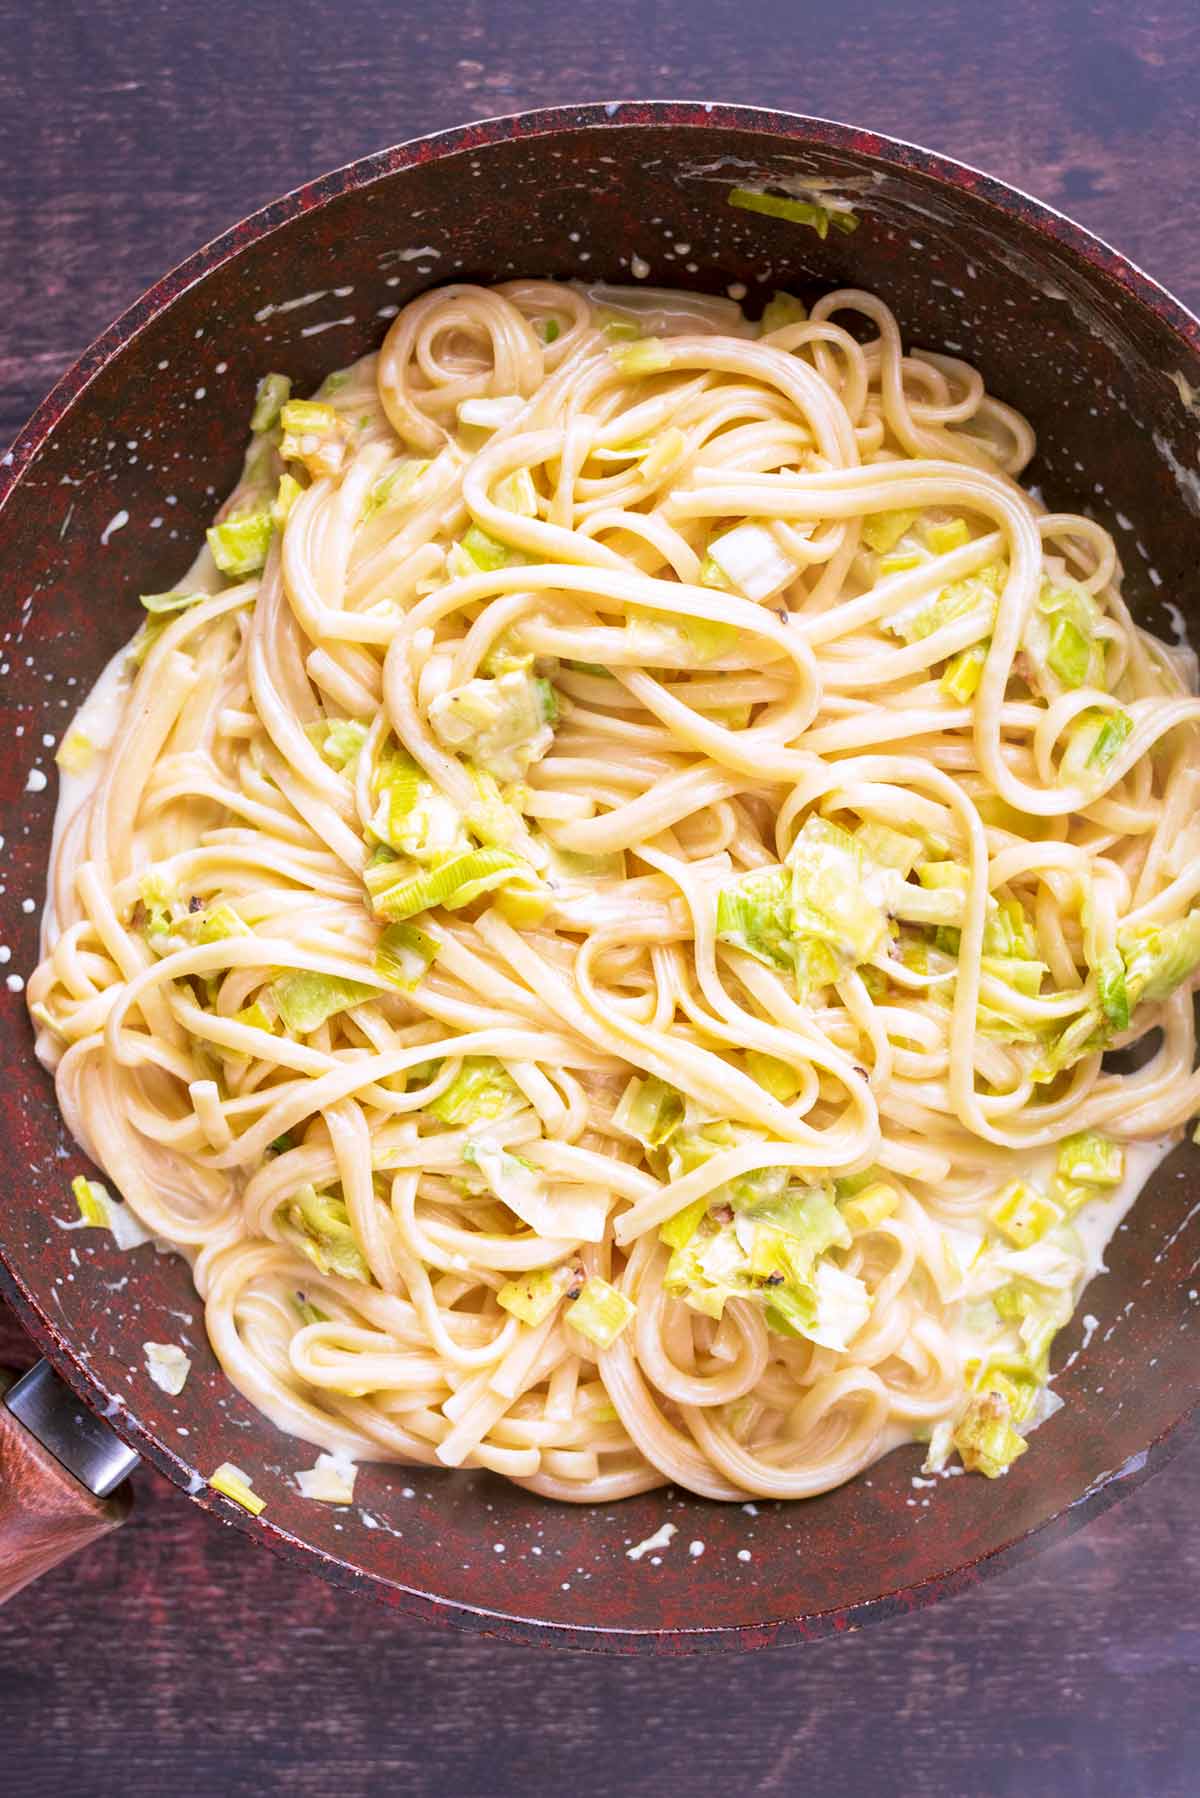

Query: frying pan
<box><xmin>0</xmin><ymin>101</ymin><xmax>1197</xmax><ymax>1651</ymax></box>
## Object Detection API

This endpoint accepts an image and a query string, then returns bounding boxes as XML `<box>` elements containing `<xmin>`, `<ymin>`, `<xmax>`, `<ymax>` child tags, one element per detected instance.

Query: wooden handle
<box><xmin>0</xmin><ymin>1371</ymin><xmax>132</xmax><ymax>1604</ymax></box>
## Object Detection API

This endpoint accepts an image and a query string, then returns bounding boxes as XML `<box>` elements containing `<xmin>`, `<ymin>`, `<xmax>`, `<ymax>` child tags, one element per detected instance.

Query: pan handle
<box><xmin>0</xmin><ymin>1362</ymin><xmax>137</xmax><ymax>1604</ymax></box>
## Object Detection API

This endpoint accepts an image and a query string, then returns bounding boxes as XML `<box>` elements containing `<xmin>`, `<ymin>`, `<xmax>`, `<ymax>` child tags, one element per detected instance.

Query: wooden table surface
<box><xmin>2</xmin><ymin>3</ymin><xmax>1198</xmax><ymax>1793</ymax></box>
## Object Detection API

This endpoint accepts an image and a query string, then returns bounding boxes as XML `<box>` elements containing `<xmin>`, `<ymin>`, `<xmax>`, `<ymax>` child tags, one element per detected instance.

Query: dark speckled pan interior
<box><xmin>1</xmin><ymin>102</ymin><xmax>1198</xmax><ymax>1653</ymax></box>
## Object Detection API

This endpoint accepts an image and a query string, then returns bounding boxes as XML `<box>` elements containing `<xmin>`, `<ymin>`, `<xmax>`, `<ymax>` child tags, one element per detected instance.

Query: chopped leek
<box><xmin>705</xmin><ymin>521</ymin><xmax>796</xmax><ymax>602</ymax></box>
<box><xmin>180</xmin><ymin>901</ymin><xmax>251</xmax><ymax>944</ymax></box>
<box><xmin>362</xmin><ymin>459</ymin><xmax>428</xmax><ymax>521</ymax></box>
<box><xmin>1118</xmin><ymin>910</ymin><xmax>1200</xmax><ymax>1007</ymax></box>
<box><xmin>272</xmin><ymin>473</ymin><xmax>303</xmax><ymax>526</ymax></box>
<box><xmin>854</xmin><ymin>819</ymin><xmax>922</xmax><ymax>875</ymax></box>
<box><xmin>759</xmin><ymin>290</ymin><xmax>807</xmax><ymax>333</ymax></box>
<box><xmin>1088</xmin><ymin>711</ymin><xmax>1132</xmax><ymax>768</ymax></box>
<box><xmin>456</xmin><ymin>522</ymin><xmax>528</xmax><ymax>572</ymax></box>
<box><xmin>1056</xmin><ymin>1131</ymin><xmax>1124</xmax><ymax>1187</ymax></box>
<box><xmin>137</xmin><ymin>869</ymin><xmax>175</xmax><ymax>936</ymax></box>
<box><xmin>788</xmin><ymin>815</ymin><xmax>888</xmax><ymax>966</ymax></box>
<box><xmin>209</xmin><ymin>1462</ymin><xmax>267</xmax><ymax>1514</ymax></box>
<box><xmin>318</xmin><ymin>718</ymin><xmax>368</xmax><ymax>773</ymax></box>
<box><xmin>428</xmin><ymin>669</ymin><xmax>557</xmax><ymax>782</ymax></box>
<box><xmin>426</xmin><ymin>1057</ymin><xmax>521</xmax><ymax>1125</ymax></box>
<box><xmin>566</xmin><ymin>1276</ymin><xmax>636</xmax><ymax>1347</ymax></box>
<box><xmin>612</xmin><ymin>1074</ymin><xmax>685</xmax><ymax>1148</ymax></box>
<box><xmin>941</xmin><ymin>640</ymin><xmax>988</xmax><ymax>703</ymax></box>
<box><xmin>234</xmin><ymin>1001</ymin><xmax>275</xmax><ymax>1035</ymax></box>
<box><xmin>364</xmin><ymin>845</ymin><xmax>539</xmax><ymax>922</ymax></box>
<box><xmin>463</xmin><ymin>1138</ymin><xmax>608</xmax><ymax>1240</ymax></box>
<box><xmin>140</xmin><ymin>588</ymin><xmax>207</xmax><ymax>616</ymax></box>
<box><xmin>890</xmin><ymin>563</ymin><xmax>1003</xmax><ymax>643</ymax></box>
<box><xmin>862</xmin><ymin>509</ymin><xmax>918</xmax><ymax>553</ymax></box>
<box><xmin>250</xmin><ymin>372</ymin><xmax>291</xmax><ymax>433</ymax></box>
<box><xmin>611</xmin><ymin>338</ymin><xmax>671</xmax><ymax>376</ymax></box>
<box><xmin>839</xmin><ymin>1180</ymin><xmax>898</xmax><ymax>1233</ymax></box>
<box><xmin>744</xmin><ymin>1050</ymin><xmax>804</xmax><ymax>1103</ymax></box>
<box><xmin>280</xmin><ymin>399</ymin><xmax>346</xmax><ymax>477</ymax></box>
<box><xmin>286</xmin><ymin>1185</ymin><xmax>369</xmax><ymax>1282</ymax></box>
<box><xmin>658</xmin><ymin>1196</ymin><xmax>710</xmax><ymax>1250</ymax></box>
<box><xmin>207</xmin><ymin>508</ymin><xmax>273</xmax><ymax>577</ymax></box>
<box><xmin>952</xmin><ymin>1392</ymin><xmax>1027</xmax><ymax>1478</ymax></box>
<box><xmin>715</xmin><ymin>865</ymin><xmax>793</xmax><ymax>971</ymax></box>
<box><xmin>374</xmin><ymin>921</ymin><xmax>437</xmax><ymax>991</ymax></box>
<box><xmin>925</xmin><ymin>517</ymin><xmax>970</xmax><ymax>554</ymax></box>
<box><xmin>990</xmin><ymin>1179</ymin><xmax>1059</xmax><ymax>1249</ymax></box>
<box><xmin>728</xmin><ymin>187</ymin><xmax>859</xmax><ymax>236</ymax></box>
<box><xmin>1030</xmin><ymin>580</ymin><xmax>1105</xmax><ymax>693</ymax></box>
<box><xmin>271</xmin><ymin>970</ymin><xmax>376</xmax><ymax>1033</ymax></box>
<box><xmin>497</xmin><ymin>1268</ymin><xmax>562</xmax><ymax>1326</ymax></box>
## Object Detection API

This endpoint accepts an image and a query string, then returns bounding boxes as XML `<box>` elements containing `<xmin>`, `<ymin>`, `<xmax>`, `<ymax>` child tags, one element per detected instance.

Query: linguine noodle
<box><xmin>30</xmin><ymin>278</ymin><xmax>1200</xmax><ymax>1503</ymax></box>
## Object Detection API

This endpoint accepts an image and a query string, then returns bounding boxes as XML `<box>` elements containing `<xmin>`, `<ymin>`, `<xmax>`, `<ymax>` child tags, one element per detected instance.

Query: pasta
<box><xmin>30</xmin><ymin>278</ymin><xmax>1200</xmax><ymax>1503</ymax></box>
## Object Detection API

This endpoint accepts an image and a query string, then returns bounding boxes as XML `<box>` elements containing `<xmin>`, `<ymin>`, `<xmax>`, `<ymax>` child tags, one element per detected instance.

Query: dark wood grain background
<box><xmin>2</xmin><ymin>3</ymin><xmax>1198</xmax><ymax>1793</ymax></box>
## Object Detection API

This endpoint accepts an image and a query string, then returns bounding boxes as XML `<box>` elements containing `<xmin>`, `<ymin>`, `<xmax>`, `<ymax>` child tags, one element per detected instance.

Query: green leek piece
<box><xmin>1095</xmin><ymin>947</ymin><xmax>1129</xmax><ymax>1030</ymax></box>
<box><xmin>925</xmin><ymin>517</ymin><xmax>970</xmax><ymax>554</ymax></box>
<box><xmin>181</xmin><ymin>901</ymin><xmax>251</xmax><ymax>945</ymax></box>
<box><xmin>319</xmin><ymin>719</ymin><xmax>368</xmax><ymax>773</ymax></box>
<box><xmin>657</xmin><ymin>1196</ymin><xmax>710</xmax><ymax>1250</ymax></box>
<box><xmin>286</xmin><ymin>1185</ymin><xmax>370</xmax><ymax>1282</ymax></box>
<box><xmin>362</xmin><ymin>459</ymin><xmax>428</xmax><ymax>521</ymax></box>
<box><xmin>728</xmin><ymin>187</ymin><xmax>859</xmax><ymax>237</ymax></box>
<box><xmin>425</xmin><ymin>1057</ymin><xmax>520</xmax><ymax>1125</ymax></box>
<box><xmin>839</xmin><ymin>1181</ymin><xmax>898</xmax><ymax>1233</ymax></box>
<box><xmin>862</xmin><ymin>509</ymin><xmax>918</xmax><ymax>553</ymax></box>
<box><xmin>428</xmin><ymin>669</ymin><xmax>556</xmax><ymax>783</ymax></box>
<box><xmin>364</xmin><ymin>846</ymin><xmax>538</xmax><ymax>922</ymax></box>
<box><xmin>971</xmin><ymin>1361</ymin><xmax>1038</xmax><ymax>1425</ymax></box>
<box><xmin>271</xmin><ymin>970</ymin><xmax>376</xmax><ymax>1033</ymax></box>
<box><xmin>1046</xmin><ymin>613</ymin><xmax>1092</xmax><ymax>688</ymax></box>
<box><xmin>497</xmin><ymin>1268</ymin><xmax>561</xmax><ymax>1326</ymax></box>
<box><xmin>273</xmin><ymin>472</ymin><xmax>303</xmax><ymax>526</ymax></box>
<box><xmin>744</xmin><ymin>1050</ymin><xmax>804</xmax><ymax>1103</ymax></box>
<box><xmin>990</xmin><ymin>1178</ymin><xmax>1059</xmax><ymax>1248</ymax></box>
<box><xmin>207</xmin><ymin>508</ymin><xmax>273</xmax><ymax>576</ymax></box>
<box><xmin>788</xmin><ymin>815</ymin><xmax>888</xmax><ymax>964</ymax></box>
<box><xmin>1056</xmin><ymin>1130</ymin><xmax>1124</xmax><ymax>1187</ymax></box>
<box><xmin>139</xmin><ymin>588</ymin><xmax>206</xmax><ymax>616</ymax></box>
<box><xmin>890</xmin><ymin>563</ymin><xmax>1004</xmax><ymax>643</ymax></box>
<box><xmin>610</xmin><ymin>337</ymin><xmax>671</xmax><ymax>376</ymax></box>
<box><xmin>953</xmin><ymin>1392</ymin><xmax>1027</xmax><ymax>1478</ymax></box>
<box><xmin>138</xmin><ymin>869</ymin><xmax>176</xmax><ymax>935</ymax></box>
<box><xmin>1118</xmin><ymin>910</ymin><xmax>1200</xmax><ymax>1007</ymax></box>
<box><xmin>705</xmin><ymin>520</ymin><xmax>795</xmax><ymax>601</ymax></box>
<box><xmin>854</xmin><ymin>819</ymin><xmax>922</xmax><ymax>876</ymax></box>
<box><xmin>565</xmin><ymin>1276</ymin><xmax>636</xmax><ymax>1347</ymax></box>
<box><xmin>715</xmin><ymin>865</ymin><xmax>794</xmax><ymax>971</ymax></box>
<box><xmin>233</xmin><ymin>1001</ymin><xmax>276</xmax><ymax>1035</ymax></box>
<box><xmin>759</xmin><ymin>291</ymin><xmax>807</xmax><ymax>333</ymax></box>
<box><xmin>250</xmin><ymin>372</ymin><xmax>291</xmax><ymax>433</ymax></box>
<box><xmin>373</xmin><ymin>921</ymin><xmax>437</xmax><ymax>992</ymax></box>
<box><xmin>612</xmin><ymin>1074</ymin><xmax>685</xmax><ymax>1149</ymax></box>
<box><xmin>1089</xmin><ymin>711</ymin><xmax>1132</xmax><ymax>768</ymax></box>
<box><xmin>941</xmin><ymin>641</ymin><xmax>988</xmax><ymax>703</ymax></box>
